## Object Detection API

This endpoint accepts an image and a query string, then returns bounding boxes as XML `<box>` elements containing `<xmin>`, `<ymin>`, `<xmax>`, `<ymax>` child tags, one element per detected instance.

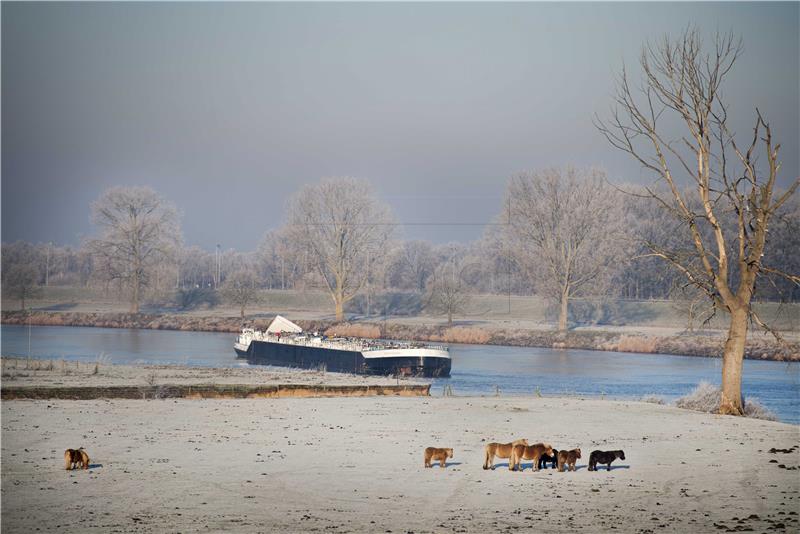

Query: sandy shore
<box><xmin>2</xmin><ymin>395</ymin><xmax>798</xmax><ymax>533</ymax></box>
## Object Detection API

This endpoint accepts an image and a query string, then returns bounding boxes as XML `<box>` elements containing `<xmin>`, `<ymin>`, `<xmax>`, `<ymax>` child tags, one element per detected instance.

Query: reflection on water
<box><xmin>2</xmin><ymin>325</ymin><xmax>798</xmax><ymax>424</ymax></box>
<box><xmin>1</xmin><ymin>324</ymin><xmax>235</xmax><ymax>367</ymax></box>
<box><xmin>432</xmin><ymin>344</ymin><xmax>799</xmax><ymax>424</ymax></box>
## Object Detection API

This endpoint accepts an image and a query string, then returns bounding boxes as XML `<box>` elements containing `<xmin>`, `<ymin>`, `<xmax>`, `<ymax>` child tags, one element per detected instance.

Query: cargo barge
<box><xmin>235</xmin><ymin>316</ymin><xmax>451</xmax><ymax>378</ymax></box>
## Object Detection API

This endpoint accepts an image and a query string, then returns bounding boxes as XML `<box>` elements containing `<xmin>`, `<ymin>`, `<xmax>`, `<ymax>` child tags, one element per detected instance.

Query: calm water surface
<box><xmin>2</xmin><ymin>325</ymin><xmax>798</xmax><ymax>424</ymax></box>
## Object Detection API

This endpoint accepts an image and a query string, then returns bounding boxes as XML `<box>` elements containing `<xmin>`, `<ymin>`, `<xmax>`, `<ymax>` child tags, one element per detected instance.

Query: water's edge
<box><xmin>1</xmin><ymin>383</ymin><xmax>431</xmax><ymax>400</ymax></box>
<box><xmin>2</xmin><ymin>311</ymin><xmax>797</xmax><ymax>361</ymax></box>
<box><xmin>2</xmin><ymin>324</ymin><xmax>797</xmax><ymax>423</ymax></box>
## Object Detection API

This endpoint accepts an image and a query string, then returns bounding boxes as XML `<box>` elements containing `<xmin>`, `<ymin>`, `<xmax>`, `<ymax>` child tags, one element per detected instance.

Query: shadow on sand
<box><xmin>588</xmin><ymin>464</ymin><xmax>631</xmax><ymax>472</ymax></box>
<box><xmin>428</xmin><ymin>461</ymin><xmax>462</xmax><ymax>468</ymax></box>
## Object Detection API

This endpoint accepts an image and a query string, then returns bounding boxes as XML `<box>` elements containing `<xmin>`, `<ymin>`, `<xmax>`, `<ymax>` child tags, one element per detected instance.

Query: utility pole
<box><xmin>45</xmin><ymin>242</ymin><xmax>51</xmax><ymax>286</ymax></box>
<box><xmin>215</xmin><ymin>244</ymin><xmax>221</xmax><ymax>289</ymax></box>
<box><xmin>507</xmin><ymin>196</ymin><xmax>512</xmax><ymax>315</ymax></box>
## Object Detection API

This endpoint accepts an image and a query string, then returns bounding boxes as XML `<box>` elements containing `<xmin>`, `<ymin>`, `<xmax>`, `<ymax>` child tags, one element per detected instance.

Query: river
<box><xmin>2</xmin><ymin>325</ymin><xmax>798</xmax><ymax>423</ymax></box>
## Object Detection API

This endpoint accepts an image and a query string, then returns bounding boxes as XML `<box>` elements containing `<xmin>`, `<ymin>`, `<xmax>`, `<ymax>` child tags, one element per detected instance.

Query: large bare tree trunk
<box><xmin>719</xmin><ymin>306</ymin><xmax>748</xmax><ymax>415</ymax></box>
<box><xmin>130</xmin><ymin>276</ymin><xmax>140</xmax><ymax>314</ymax></box>
<box><xmin>334</xmin><ymin>298</ymin><xmax>344</xmax><ymax>322</ymax></box>
<box><xmin>558</xmin><ymin>288</ymin><xmax>569</xmax><ymax>332</ymax></box>
<box><xmin>596</xmin><ymin>29</ymin><xmax>798</xmax><ymax>417</ymax></box>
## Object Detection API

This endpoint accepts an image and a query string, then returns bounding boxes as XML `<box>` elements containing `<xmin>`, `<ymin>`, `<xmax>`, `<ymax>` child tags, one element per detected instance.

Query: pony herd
<box><xmin>425</xmin><ymin>439</ymin><xmax>625</xmax><ymax>472</ymax></box>
<box><xmin>483</xmin><ymin>439</ymin><xmax>625</xmax><ymax>472</ymax></box>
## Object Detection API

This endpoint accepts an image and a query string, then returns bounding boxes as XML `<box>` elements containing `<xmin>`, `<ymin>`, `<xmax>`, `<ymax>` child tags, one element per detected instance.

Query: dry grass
<box><xmin>743</xmin><ymin>398</ymin><xmax>779</xmax><ymax>421</ymax></box>
<box><xmin>324</xmin><ymin>323</ymin><xmax>381</xmax><ymax>339</ymax></box>
<box><xmin>640</xmin><ymin>394</ymin><xmax>665</xmax><ymax>405</ymax></box>
<box><xmin>0</xmin><ymin>357</ymin><xmax>113</xmax><ymax>379</ymax></box>
<box><xmin>675</xmin><ymin>381</ymin><xmax>778</xmax><ymax>421</ymax></box>
<box><xmin>675</xmin><ymin>381</ymin><xmax>721</xmax><ymax>413</ymax></box>
<box><xmin>439</xmin><ymin>327</ymin><xmax>491</xmax><ymax>344</ymax></box>
<box><xmin>615</xmin><ymin>335</ymin><xmax>660</xmax><ymax>354</ymax></box>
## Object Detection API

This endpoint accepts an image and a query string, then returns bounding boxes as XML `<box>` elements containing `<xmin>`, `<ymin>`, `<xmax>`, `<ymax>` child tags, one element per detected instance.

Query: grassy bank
<box><xmin>3</xmin><ymin>310</ymin><xmax>798</xmax><ymax>361</ymax></box>
<box><xmin>4</xmin><ymin>286</ymin><xmax>799</xmax><ymax>331</ymax></box>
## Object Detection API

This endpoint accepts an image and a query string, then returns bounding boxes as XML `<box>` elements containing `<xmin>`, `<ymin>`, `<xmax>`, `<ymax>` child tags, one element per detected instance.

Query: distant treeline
<box><xmin>2</xmin><ymin>175</ymin><xmax>798</xmax><ymax>321</ymax></box>
<box><xmin>2</xmin><ymin>206</ymin><xmax>797</xmax><ymax>307</ymax></box>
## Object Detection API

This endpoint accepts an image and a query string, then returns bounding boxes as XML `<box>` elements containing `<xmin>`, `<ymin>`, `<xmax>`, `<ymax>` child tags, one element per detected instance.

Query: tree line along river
<box><xmin>1</xmin><ymin>325</ymin><xmax>797</xmax><ymax>424</ymax></box>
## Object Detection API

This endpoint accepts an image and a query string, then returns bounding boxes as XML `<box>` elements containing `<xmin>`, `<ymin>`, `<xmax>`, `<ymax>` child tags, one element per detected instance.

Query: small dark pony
<box><xmin>588</xmin><ymin>450</ymin><xmax>625</xmax><ymax>471</ymax></box>
<box><xmin>537</xmin><ymin>449</ymin><xmax>559</xmax><ymax>470</ymax></box>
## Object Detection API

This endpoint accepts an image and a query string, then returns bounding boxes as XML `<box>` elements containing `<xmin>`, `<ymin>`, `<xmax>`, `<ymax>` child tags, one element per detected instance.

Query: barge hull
<box><xmin>243</xmin><ymin>340</ymin><xmax>366</xmax><ymax>374</ymax></box>
<box><xmin>239</xmin><ymin>341</ymin><xmax>451</xmax><ymax>377</ymax></box>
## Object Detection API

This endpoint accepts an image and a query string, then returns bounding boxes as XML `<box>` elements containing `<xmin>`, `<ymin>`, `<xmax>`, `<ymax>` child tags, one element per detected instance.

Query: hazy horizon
<box><xmin>3</xmin><ymin>2</ymin><xmax>798</xmax><ymax>250</ymax></box>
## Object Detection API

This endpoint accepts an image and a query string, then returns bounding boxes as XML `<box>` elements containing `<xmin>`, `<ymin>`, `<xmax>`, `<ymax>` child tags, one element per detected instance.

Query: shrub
<box><xmin>144</xmin><ymin>370</ymin><xmax>158</xmax><ymax>386</ymax></box>
<box><xmin>175</xmin><ymin>288</ymin><xmax>219</xmax><ymax>310</ymax></box>
<box><xmin>640</xmin><ymin>394</ymin><xmax>665</xmax><ymax>405</ymax></box>
<box><xmin>675</xmin><ymin>381</ymin><xmax>720</xmax><ymax>413</ymax></box>
<box><xmin>743</xmin><ymin>398</ymin><xmax>778</xmax><ymax>421</ymax></box>
<box><xmin>675</xmin><ymin>382</ymin><xmax>778</xmax><ymax>421</ymax></box>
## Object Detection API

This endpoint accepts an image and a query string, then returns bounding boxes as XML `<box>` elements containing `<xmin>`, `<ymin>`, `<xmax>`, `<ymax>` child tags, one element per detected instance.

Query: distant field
<box><xmin>4</xmin><ymin>285</ymin><xmax>798</xmax><ymax>333</ymax></box>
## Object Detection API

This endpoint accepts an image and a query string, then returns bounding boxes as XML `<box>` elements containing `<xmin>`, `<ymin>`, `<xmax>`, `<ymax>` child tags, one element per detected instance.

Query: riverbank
<box><xmin>0</xmin><ymin>357</ymin><xmax>429</xmax><ymax>399</ymax></box>
<box><xmin>2</xmin><ymin>396</ymin><xmax>798</xmax><ymax>533</ymax></box>
<box><xmin>3</xmin><ymin>310</ymin><xmax>798</xmax><ymax>361</ymax></box>
<box><xmin>1</xmin><ymin>383</ymin><xmax>430</xmax><ymax>400</ymax></box>
<box><xmin>0</xmin><ymin>357</ymin><xmax>422</xmax><ymax>389</ymax></box>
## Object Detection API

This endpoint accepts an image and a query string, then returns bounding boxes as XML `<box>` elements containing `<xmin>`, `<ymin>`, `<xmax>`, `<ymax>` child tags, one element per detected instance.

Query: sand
<box><xmin>2</xmin><ymin>395</ymin><xmax>798</xmax><ymax>533</ymax></box>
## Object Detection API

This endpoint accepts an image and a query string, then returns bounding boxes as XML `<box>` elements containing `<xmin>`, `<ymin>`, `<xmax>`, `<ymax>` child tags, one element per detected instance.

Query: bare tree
<box><xmin>258</xmin><ymin>228</ymin><xmax>306</xmax><ymax>290</ymax></box>
<box><xmin>760</xmin><ymin>197</ymin><xmax>800</xmax><ymax>302</ymax></box>
<box><xmin>596</xmin><ymin>29</ymin><xmax>799</xmax><ymax>415</ymax></box>
<box><xmin>221</xmin><ymin>269</ymin><xmax>261</xmax><ymax>319</ymax></box>
<box><xmin>87</xmin><ymin>186</ymin><xmax>182</xmax><ymax>313</ymax></box>
<box><xmin>286</xmin><ymin>178</ymin><xmax>394</xmax><ymax>321</ymax></box>
<box><xmin>670</xmin><ymin>284</ymin><xmax>715</xmax><ymax>333</ymax></box>
<box><xmin>178</xmin><ymin>246</ymin><xmax>216</xmax><ymax>289</ymax></box>
<box><xmin>616</xmin><ymin>193</ymin><xmax>684</xmax><ymax>300</ymax></box>
<box><xmin>425</xmin><ymin>262</ymin><xmax>471</xmax><ymax>325</ymax></box>
<box><xmin>4</xmin><ymin>264</ymin><xmax>42</xmax><ymax>310</ymax></box>
<box><xmin>502</xmin><ymin>167</ymin><xmax>630</xmax><ymax>332</ymax></box>
<box><xmin>389</xmin><ymin>240</ymin><xmax>436</xmax><ymax>292</ymax></box>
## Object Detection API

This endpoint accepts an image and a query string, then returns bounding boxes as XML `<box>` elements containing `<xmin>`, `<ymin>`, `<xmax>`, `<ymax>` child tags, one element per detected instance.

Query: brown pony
<box><xmin>483</xmin><ymin>439</ymin><xmax>529</xmax><ymax>470</ymax></box>
<box><xmin>424</xmin><ymin>447</ymin><xmax>453</xmax><ymax>468</ymax></box>
<box><xmin>64</xmin><ymin>448</ymin><xmax>90</xmax><ymax>470</ymax></box>
<box><xmin>509</xmin><ymin>443</ymin><xmax>554</xmax><ymax>471</ymax></box>
<box><xmin>557</xmin><ymin>448</ymin><xmax>581</xmax><ymax>472</ymax></box>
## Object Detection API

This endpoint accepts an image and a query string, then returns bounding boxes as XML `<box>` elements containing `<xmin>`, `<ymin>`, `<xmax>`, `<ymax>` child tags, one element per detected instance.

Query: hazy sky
<box><xmin>3</xmin><ymin>2</ymin><xmax>798</xmax><ymax>250</ymax></box>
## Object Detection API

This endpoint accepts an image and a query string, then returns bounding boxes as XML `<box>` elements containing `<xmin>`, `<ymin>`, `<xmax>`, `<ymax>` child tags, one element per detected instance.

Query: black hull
<box><xmin>364</xmin><ymin>356</ymin><xmax>451</xmax><ymax>378</ymax></box>
<box><xmin>237</xmin><ymin>341</ymin><xmax>450</xmax><ymax>378</ymax></box>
